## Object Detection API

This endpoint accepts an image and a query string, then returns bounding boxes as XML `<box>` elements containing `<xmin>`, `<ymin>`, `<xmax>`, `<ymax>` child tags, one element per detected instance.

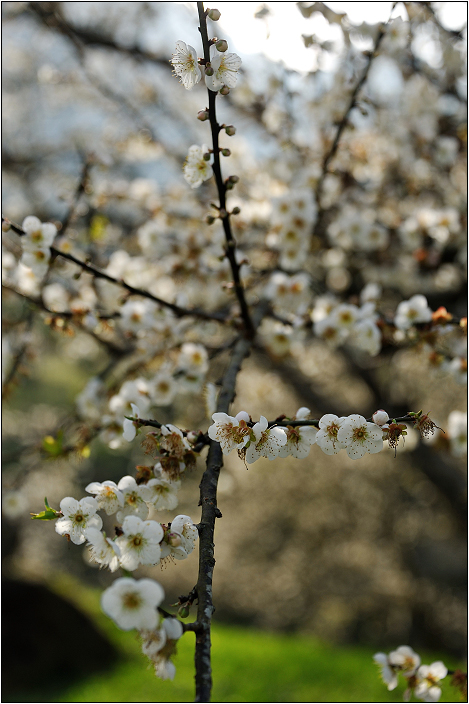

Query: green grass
<box><xmin>47</xmin><ymin>577</ymin><xmax>465</xmax><ymax>703</ymax></box>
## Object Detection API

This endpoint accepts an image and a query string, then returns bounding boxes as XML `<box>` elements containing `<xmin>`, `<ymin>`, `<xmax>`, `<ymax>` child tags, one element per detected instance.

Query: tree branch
<box><xmin>2</xmin><ymin>217</ymin><xmax>227</xmax><ymax>323</ymax></box>
<box><xmin>197</xmin><ymin>2</ymin><xmax>255</xmax><ymax>339</ymax></box>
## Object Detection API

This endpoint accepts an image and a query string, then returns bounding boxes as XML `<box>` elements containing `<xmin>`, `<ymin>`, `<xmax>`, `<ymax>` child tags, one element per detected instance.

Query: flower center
<box><xmin>123</xmin><ymin>591</ymin><xmax>141</xmax><ymax>610</ymax></box>
<box><xmin>353</xmin><ymin>427</ymin><xmax>367</xmax><ymax>442</ymax></box>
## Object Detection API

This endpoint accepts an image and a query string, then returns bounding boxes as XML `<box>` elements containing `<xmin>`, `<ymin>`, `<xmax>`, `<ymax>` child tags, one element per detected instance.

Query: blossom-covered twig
<box><xmin>2</xmin><ymin>217</ymin><xmax>227</xmax><ymax>323</ymax></box>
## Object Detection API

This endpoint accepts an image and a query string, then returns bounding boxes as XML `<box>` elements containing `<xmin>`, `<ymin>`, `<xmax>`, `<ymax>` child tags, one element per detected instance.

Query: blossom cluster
<box><xmin>171</xmin><ymin>38</ymin><xmax>241</xmax><ymax>94</ymax></box>
<box><xmin>373</xmin><ymin>646</ymin><xmax>451</xmax><ymax>702</ymax></box>
<box><xmin>101</xmin><ymin>577</ymin><xmax>184</xmax><ymax>680</ymax></box>
<box><xmin>7</xmin><ymin>216</ymin><xmax>56</xmax><ymax>296</ymax></box>
<box><xmin>76</xmin><ymin>342</ymin><xmax>209</xmax><ymax>450</ymax></box>
<box><xmin>207</xmin><ymin>408</ymin><xmax>410</xmax><ymax>462</ymax></box>
<box><xmin>52</xmin><ymin>468</ymin><xmax>196</xmax><ymax>680</ymax></box>
<box><xmin>54</xmin><ymin>473</ymin><xmax>197</xmax><ymax>570</ymax></box>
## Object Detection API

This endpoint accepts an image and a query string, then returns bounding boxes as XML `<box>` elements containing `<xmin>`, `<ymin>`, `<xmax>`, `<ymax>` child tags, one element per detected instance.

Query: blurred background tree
<box><xmin>2</xmin><ymin>2</ymin><xmax>466</xmax><ymax>702</ymax></box>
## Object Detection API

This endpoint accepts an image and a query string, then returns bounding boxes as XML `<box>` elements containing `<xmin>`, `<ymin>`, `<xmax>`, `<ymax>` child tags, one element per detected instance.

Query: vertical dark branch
<box><xmin>193</xmin><ymin>302</ymin><xmax>267</xmax><ymax>702</ymax></box>
<box><xmin>197</xmin><ymin>1</ymin><xmax>255</xmax><ymax>338</ymax></box>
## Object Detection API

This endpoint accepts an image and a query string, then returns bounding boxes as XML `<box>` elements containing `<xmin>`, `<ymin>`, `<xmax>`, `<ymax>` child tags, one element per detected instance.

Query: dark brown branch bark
<box><xmin>192</xmin><ymin>298</ymin><xmax>266</xmax><ymax>702</ymax></box>
<box><xmin>197</xmin><ymin>2</ymin><xmax>255</xmax><ymax>339</ymax></box>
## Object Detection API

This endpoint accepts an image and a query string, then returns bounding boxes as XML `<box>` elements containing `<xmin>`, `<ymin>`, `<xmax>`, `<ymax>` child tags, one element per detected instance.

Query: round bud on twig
<box><xmin>2</xmin><ymin>221</ymin><xmax>11</xmax><ymax>232</ymax></box>
<box><xmin>221</xmin><ymin>148</ymin><xmax>231</xmax><ymax>157</ymax></box>
<box><xmin>203</xmin><ymin>152</ymin><xmax>211</xmax><ymax>161</ymax></box>
<box><xmin>208</xmin><ymin>8</ymin><xmax>221</xmax><ymax>21</ymax></box>
<box><xmin>219</xmin><ymin>85</ymin><xmax>230</xmax><ymax>95</ymax></box>
<box><xmin>215</xmin><ymin>39</ymin><xmax>228</xmax><ymax>52</ymax></box>
<box><xmin>205</xmin><ymin>65</ymin><xmax>214</xmax><ymax>77</ymax></box>
<box><xmin>206</xmin><ymin>215</ymin><xmax>216</xmax><ymax>225</ymax></box>
<box><xmin>197</xmin><ymin>110</ymin><xmax>209</xmax><ymax>121</ymax></box>
<box><xmin>228</xmin><ymin>175</ymin><xmax>239</xmax><ymax>184</ymax></box>
<box><xmin>178</xmin><ymin>604</ymin><xmax>190</xmax><ymax>619</ymax></box>
<box><xmin>225</xmin><ymin>125</ymin><xmax>236</xmax><ymax>136</ymax></box>
<box><xmin>232</xmin><ymin>207</ymin><xmax>241</xmax><ymax>215</ymax></box>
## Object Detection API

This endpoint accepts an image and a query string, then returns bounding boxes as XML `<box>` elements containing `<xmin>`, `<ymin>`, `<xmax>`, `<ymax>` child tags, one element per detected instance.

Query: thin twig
<box><xmin>197</xmin><ymin>2</ymin><xmax>255</xmax><ymax>339</ymax></box>
<box><xmin>2</xmin><ymin>217</ymin><xmax>227</xmax><ymax>324</ymax></box>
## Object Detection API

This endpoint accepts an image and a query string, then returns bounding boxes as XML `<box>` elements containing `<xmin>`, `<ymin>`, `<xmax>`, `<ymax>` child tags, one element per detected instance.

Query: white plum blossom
<box><xmin>395</xmin><ymin>295</ymin><xmax>433</xmax><ymax>330</ymax></box>
<box><xmin>245</xmin><ymin>416</ymin><xmax>287</xmax><ymax>464</ymax></box>
<box><xmin>21</xmin><ymin>215</ymin><xmax>57</xmax><ymax>251</ymax></box>
<box><xmin>55</xmin><ymin>497</ymin><xmax>103</xmax><ymax>545</ymax></box>
<box><xmin>170</xmin><ymin>514</ymin><xmax>198</xmax><ymax>556</ymax></box>
<box><xmin>141</xmin><ymin>626</ymin><xmax>167</xmax><ymax>658</ymax></box>
<box><xmin>116</xmin><ymin>475</ymin><xmax>151</xmax><ymax>523</ymax></box>
<box><xmin>183</xmin><ymin>145</ymin><xmax>213</xmax><ymax>189</ymax></box>
<box><xmin>2</xmin><ymin>489</ymin><xmax>28</xmax><ymax>519</ymax></box>
<box><xmin>150</xmin><ymin>372</ymin><xmax>178</xmax><ymax>406</ymax></box>
<box><xmin>352</xmin><ymin>317</ymin><xmax>382</xmax><ymax>356</ymax></box>
<box><xmin>205</xmin><ymin>44</ymin><xmax>242</xmax><ymax>92</ymax></box>
<box><xmin>171</xmin><ymin>41</ymin><xmax>201</xmax><ymax>90</ymax></box>
<box><xmin>116</xmin><ymin>515</ymin><xmax>164</xmax><ymax>571</ymax></box>
<box><xmin>123</xmin><ymin>402</ymin><xmax>140</xmax><ymax>442</ymax></box>
<box><xmin>149</xmin><ymin>617</ymin><xmax>184</xmax><ymax>681</ymax></box>
<box><xmin>208</xmin><ymin>411</ymin><xmax>251</xmax><ymax>454</ymax></box>
<box><xmin>85</xmin><ymin>527</ymin><xmax>121</xmax><ymax>572</ymax></box>
<box><xmin>373</xmin><ymin>652</ymin><xmax>399</xmax><ymax>691</ymax></box>
<box><xmin>119</xmin><ymin>299</ymin><xmax>160</xmax><ymax>334</ymax></box>
<box><xmin>101</xmin><ymin>577</ymin><xmax>164</xmax><ymax>631</ymax></box>
<box><xmin>162</xmin><ymin>617</ymin><xmax>184</xmax><ymax>641</ymax></box>
<box><xmin>109</xmin><ymin>379</ymin><xmax>151</xmax><ymax>418</ymax></box>
<box><xmin>315</xmin><ymin>414</ymin><xmax>347</xmax><ymax>455</ymax></box>
<box><xmin>85</xmin><ymin>480</ymin><xmax>124</xmax><ymax>515</ymax></box>
<box><xmin>415</xmin><ymin>661</ymin><xmax>448</xmax><ymax>702</ymax></box>
<box><xmin>146</xmin><ymin>473</ymin><xmax>180</xmax><ymax>511</ymax></box>
<box><xmin>178</xmin><ymin>343</ymin><xmax>209</xmax><ymax>374</ymax></box>
<box><xmin>278</xmin><ymin>424</ymin><xmax>318</xmax><ymax>459</ymax></box>
<box><xmin>337</xmin><ymin>414</ymin><xmax>383</xmax><ymax>459</ymax></box>
<box><xmin>388</xmin><ymin>645</ymin><xmax>421</xmax><ymax>677</ymax></box>
<box><xmin>155</xmin><ymin>657</ymin><xmax>177</xmax><ymax>681</ymax></box>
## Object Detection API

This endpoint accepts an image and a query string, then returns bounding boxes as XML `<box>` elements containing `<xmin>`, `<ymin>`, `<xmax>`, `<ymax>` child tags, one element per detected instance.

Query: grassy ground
<box><xmin>41</xmin><ymin>576</ymin><xmax>464</xmax><ymax>704</ymax></box>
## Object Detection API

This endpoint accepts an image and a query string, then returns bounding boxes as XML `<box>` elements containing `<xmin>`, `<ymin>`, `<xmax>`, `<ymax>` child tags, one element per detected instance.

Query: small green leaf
<box><xmin>31</xmin><ymin>497</ymin><xmax>61</xmax><ymax>520</ymax></box>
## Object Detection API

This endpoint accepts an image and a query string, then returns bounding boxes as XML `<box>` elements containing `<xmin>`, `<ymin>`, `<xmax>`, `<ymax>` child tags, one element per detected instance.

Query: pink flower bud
<box><xmin>215</xmin><ymin>39</ymin><xmax>228</xmax><ymax>52</ymax></box>
<box><xmin>197</xmin><ymin>110</ymin><xmax>209</xmax><ymax>121</ymax></box>
<box><xmin>225</xmin><ymin>125</ymin><xmax>236</xmax><ymax>136</ymax></box>
<box><xmin>208</xmin><ymin>8</ymin><xmax>221</xmax><ymax>21</ymax></box>
<box><xmin>205</xmin><ymin>65</ymin><xmax>214</xmax><ymax>77</ymax></box>
<box><xmin>221</xmin><ymin>148</ymin><xmax>231</xmax><ymax>157</ymax></box>
<box><xmin>219</xmin><ymin>85</ymin><xmax>230</xmax><ymax>95</ymax></box>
